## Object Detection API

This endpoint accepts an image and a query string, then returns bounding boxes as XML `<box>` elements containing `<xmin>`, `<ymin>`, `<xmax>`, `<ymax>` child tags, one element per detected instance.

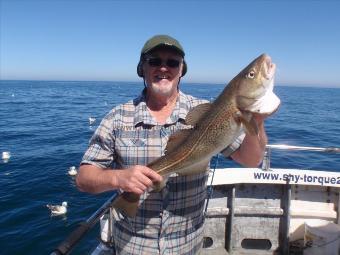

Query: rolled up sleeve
<box><xmin>81</xmin><ymin>113</ymin><xmax>116</xmax><ymax>169</ymax></box>
<box><xmin>220</xmin><ymin>131</ymin><xmax>246</xmax><ymax>158</ymax></box>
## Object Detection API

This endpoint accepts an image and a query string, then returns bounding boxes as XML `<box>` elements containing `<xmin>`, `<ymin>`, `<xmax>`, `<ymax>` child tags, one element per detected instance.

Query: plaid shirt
<box><xmin>81</xmin><ymin>90</ymin><xmax>244</xmax><ymax>255</ymax></box>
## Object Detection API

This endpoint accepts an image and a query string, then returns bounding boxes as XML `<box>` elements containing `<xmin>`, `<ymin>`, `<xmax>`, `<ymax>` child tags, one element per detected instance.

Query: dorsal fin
<box><xmin>185</xmin><ymin>103</ymin><xmax>212</xmax><ymax>126</ymax></box>
<box><xmin>165</xmin><ymin>129</ymin><xmax>192</xmax><ymax>154</ymax></box>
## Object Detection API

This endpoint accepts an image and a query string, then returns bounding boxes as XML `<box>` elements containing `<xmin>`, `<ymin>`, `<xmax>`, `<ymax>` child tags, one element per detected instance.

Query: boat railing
<box><xmin>50</xmin><ymin>144</ymin><xmax>340</xmax><ymax>255</ymax></box>
<box><xmin>262</xmin><ymin>144</ymin><xmax>340</xmax><ymax>171</ymax></box>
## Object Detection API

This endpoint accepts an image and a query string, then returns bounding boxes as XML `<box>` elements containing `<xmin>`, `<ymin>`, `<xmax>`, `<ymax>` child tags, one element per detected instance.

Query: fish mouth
<box><xmin>242</xmin><ymin>54</ymin><xmax>280</xmax><ymax>114</ymax></box>
<box><xmin>262</xmin><ymin>55</ymin><xmax>276</xmax><ymax>80</ymax></box>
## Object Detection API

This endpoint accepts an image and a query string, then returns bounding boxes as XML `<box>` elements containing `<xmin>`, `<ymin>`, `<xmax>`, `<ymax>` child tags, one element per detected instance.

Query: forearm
<box><xmin>76</xmin><ymin>164</ymin><xmax>163</xmax><ymax>195</ymax></box>
<box><xmin>231</xmin><ymin>121</ymin><xmax>267</xmax><ymax>167</ymax></box>
<box><xmin>76</xmin><ymin>164</ymin><xmax>117</xmax><ymax>194</ymax></box>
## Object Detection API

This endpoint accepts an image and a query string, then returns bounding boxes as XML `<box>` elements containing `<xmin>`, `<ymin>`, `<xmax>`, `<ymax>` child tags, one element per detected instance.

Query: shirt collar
<box><xmin>133</xmin><ymin>89</ymin><xmax>190</xmax><ymax>127</ymax></box>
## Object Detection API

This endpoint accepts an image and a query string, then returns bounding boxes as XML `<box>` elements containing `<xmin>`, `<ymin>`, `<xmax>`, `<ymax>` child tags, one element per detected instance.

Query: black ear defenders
<box><xmin>137</xmin><ymin>59</ymin><xmax>187</xmax><ymax>78</ymax></box>
<box><xmin>137</xmin><ymin>59</ymin><xmax>144</xmax><ymax>77</ymax></box>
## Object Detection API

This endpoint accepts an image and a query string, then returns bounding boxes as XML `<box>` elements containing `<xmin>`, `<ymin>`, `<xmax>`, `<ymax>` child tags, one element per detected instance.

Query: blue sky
<box><xmin>1</xmin><ymin>0</ymin><xmax>340</xmax><ymax>87</ymax></box>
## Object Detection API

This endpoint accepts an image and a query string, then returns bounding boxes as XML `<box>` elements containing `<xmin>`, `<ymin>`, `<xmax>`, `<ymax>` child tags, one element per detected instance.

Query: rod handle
<box><xmin>51</xmin><ymin>223</ymin><xmax>89</xmax><ymax>255</ymax></box>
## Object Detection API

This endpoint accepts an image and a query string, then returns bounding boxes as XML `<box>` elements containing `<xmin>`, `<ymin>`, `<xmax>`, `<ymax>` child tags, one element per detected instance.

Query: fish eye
<box><xmin>247</xmin><ymin>71</ymin><xmax>255</xmax><ymax>79</ymax></box>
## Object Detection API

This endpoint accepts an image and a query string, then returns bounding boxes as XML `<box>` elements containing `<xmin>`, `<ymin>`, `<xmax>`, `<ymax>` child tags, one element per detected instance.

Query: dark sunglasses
<box><xmin>145</xmin><ymin>57</ymin><xmax>181</xmax><ymax>68</ymax></box>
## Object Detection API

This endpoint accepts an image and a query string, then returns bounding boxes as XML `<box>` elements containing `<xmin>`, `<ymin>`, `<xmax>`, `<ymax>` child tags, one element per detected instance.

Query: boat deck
<box><xmin>93</xmin><ymin>167</ymin><xmax>339</xmax><ymax>254</ymax></box>
<box><xmin>52</xmin><ymin>145</ymin><xmax>340</xmax><ymax>255</ymax></box>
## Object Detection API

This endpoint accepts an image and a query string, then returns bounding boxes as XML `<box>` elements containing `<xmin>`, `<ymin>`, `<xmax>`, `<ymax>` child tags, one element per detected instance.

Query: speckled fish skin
<box><xmin>114</xmin><ymin>53</ymin><xmax>279</xmax><ymax>217</ymax></box>
<box><xmin>149</xmin><ymin>53</ymin><xmax>279</xmax><ymax>176</ymax></box>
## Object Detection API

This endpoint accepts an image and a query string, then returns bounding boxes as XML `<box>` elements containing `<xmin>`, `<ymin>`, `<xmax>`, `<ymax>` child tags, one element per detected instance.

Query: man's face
<box><xmin>143</xmin><ymin>49</ymin><xmax>183</xmax><ymax>98</ymax></box>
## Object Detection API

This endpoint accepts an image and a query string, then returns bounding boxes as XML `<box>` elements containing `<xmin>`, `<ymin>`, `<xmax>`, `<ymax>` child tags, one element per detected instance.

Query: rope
<box><xmin>290</xmin><ymin>235</ymin><xmax>340</xmax><ymax>252</ymax></box>
<box><xmin>304</xmin><ymin>235</ymin><xmax>340</xmax><ymax>250</ymax></box>
<box><xmin>204</xmin><ymin>154</ymin><xmax>219</xmax><ymax>215</ymax></box>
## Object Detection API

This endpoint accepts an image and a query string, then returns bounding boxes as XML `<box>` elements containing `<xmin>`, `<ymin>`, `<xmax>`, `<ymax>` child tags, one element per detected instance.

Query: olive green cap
<box><xmin>141</xmin><ymin>35</ymin><xmax>185</xmax><ymax>57</ymax></box>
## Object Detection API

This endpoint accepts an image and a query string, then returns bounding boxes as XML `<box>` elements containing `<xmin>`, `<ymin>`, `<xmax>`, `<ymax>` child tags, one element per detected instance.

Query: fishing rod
<box><xmin>50</xmin><ymin>191</ymin><xmax>119</xmax><ymax>255</ymax></box>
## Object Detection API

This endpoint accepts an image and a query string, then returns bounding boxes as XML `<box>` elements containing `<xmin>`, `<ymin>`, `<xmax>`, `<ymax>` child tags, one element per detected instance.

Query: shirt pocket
<box><xmin>115</xmin><ymin>137</ymin><xmax>148</xmax><ymax>166</ymax></box>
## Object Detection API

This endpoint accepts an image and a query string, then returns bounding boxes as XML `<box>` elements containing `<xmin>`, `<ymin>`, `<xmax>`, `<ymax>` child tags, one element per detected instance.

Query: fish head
<box><xmin>234</xmin><ymin>54</ymin><xmax>280</xmax><ymax>114</ymax></box>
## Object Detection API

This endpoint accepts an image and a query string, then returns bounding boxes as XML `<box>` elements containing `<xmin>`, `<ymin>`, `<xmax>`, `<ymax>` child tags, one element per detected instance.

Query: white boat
<box><xmin>51</xmin><ymin>144</ymin><xmax>340</xmax><ymax>255</ymax></box>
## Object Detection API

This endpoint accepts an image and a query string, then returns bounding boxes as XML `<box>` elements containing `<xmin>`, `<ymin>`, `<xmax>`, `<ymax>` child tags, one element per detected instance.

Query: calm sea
<box><xmin>0</xmin><ymin>80</ymin><xmax>339</xmax><ymax>254</ymax></box>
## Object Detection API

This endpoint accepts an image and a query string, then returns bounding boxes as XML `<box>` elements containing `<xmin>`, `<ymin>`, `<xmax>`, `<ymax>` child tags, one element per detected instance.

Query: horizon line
<box><xmin>0</xmin><ymin>79</ymin><xmax>339</xmax><ymax>89</ymax></box>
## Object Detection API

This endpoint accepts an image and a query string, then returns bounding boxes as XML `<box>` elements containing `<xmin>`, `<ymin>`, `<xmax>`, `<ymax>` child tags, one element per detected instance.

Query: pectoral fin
<box><xmin>235</xmin><ymin>111</ymin><xmax>259</xmax><ymax>136</ymax></box>
<box><xmin>113</xmin><ymin>192</ymin><xmax>140</xmax><ymax>217</ymax></box>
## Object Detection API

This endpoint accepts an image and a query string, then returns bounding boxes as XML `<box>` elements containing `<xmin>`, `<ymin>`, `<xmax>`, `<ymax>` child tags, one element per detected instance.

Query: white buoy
<box><xmin>89</xmin><ymin>117</ymin><xmax>96</xmax><ymax>125</ymax></box>
<box><xmin>47</xmin><ymin>201</ymin><xmax>68</xmax><ymax>216</ymax></box>
<box><xmin>68</xmin><ymin>166</ymin><xmax>78</xmax><ymax>176</ymax></box>
<box><xmin>2</xmin><ymin>151</ymin><xmax>11</xmax><ymax>163</ymax></box>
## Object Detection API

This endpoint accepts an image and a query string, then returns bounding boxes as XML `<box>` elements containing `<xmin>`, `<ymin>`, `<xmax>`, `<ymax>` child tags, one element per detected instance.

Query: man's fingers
<box><xmin>142</xmin><ymin>167</ymin><xmax>163</xmax><ymax>183</ymax></box>
<box><xmin>138</xmin><ymin>174</ymin><xmax>153</xmax><ymax>188</ymax></box>
<box><xmin>131</xmin><ymin>187</ymin><xmax>144</xmax><ymax>195</ymax></box>
<box><xmin>122</xmin><ymin>166</ymin><xmax>163</xmax><ymax>194</ymax></box>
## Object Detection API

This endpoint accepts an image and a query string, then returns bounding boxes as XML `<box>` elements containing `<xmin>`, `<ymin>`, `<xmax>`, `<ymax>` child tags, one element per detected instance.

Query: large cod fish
<box><xmin>114</xmin><ymin>53</ymin><xmax>280</xmax><ymax>217</ymax></box>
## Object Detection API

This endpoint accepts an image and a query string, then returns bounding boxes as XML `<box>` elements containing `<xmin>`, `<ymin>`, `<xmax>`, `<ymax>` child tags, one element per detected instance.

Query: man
<box><xmin>76</xmin><ymin>35</ymin><xmax>267</xmax><ymax>254</ymax></box>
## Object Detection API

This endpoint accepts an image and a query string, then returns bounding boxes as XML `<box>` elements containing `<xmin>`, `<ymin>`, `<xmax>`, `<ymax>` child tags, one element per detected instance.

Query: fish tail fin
<box><xmin>113</xmin><ymin>192</ymin><xmax>140</xmax><ymax>217</ymax></box>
